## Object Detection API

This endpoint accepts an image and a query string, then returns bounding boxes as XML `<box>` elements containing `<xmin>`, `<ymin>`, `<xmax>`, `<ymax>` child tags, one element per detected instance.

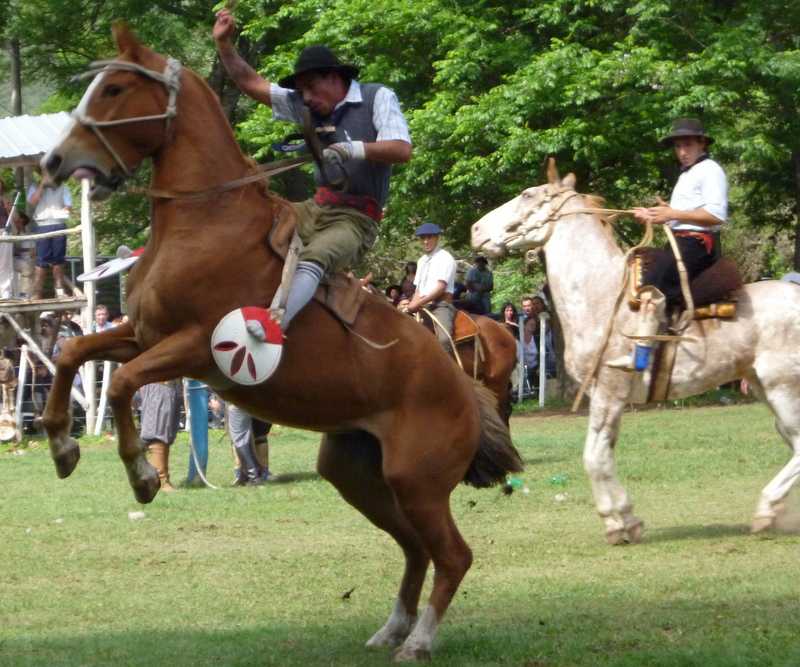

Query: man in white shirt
<box><xmin>27</xmin><ymin>169</ymin><xmax>72</xmax><ymax>300</ymax></box>
<box><xmin>609</xmin><ymin>118</ymin><xmax>727</xmax><ymax>371</ymax></box>
<box><xmin>634</xmin><ymin>117</ymin><xmax>728</xmax><ymax>305</ymax></box>
<box><xmin>404</xmin><ymin>222</ymin><xmax>457</xmax><ymax>351</ymax></box>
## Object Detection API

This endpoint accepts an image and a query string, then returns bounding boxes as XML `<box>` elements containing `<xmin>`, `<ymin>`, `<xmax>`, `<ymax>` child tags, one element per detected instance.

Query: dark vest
<box><xmin>288</xmin><ymin>83</ymin><xmax>393</xmax><ymax>207</ymax></box>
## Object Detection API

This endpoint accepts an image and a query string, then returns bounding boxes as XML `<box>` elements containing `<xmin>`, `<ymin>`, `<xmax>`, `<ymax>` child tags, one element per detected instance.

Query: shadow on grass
<box><xmin>521</xmin><ymin>454</ymin><xmax>570</xmax><ymax>466</ymax></box>
<box><xmin>269</xmin><ymin>471</ymin><xmax>321</xmax><ymax>484</ymax></box>
<box><xmin>5</xmin><ymin>595</ymin><xmax>799</xmax><ymax>667</ymax></box>
<box><xmin>646</xmin><ymin>522</ymin><xmax>751</xmax><ymax>543</ymax></box>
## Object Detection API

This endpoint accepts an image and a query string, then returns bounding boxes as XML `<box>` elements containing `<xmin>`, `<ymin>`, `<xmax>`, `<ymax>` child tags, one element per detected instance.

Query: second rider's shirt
<box><xmin>414</xmin><ymin>246</ymin><xmax>457</xmax><ymax>298</ymax></box>
<box><xmin>667</xmin><ymin>156</ymin><xmax>728</xmax><ymax>233</ymax></box>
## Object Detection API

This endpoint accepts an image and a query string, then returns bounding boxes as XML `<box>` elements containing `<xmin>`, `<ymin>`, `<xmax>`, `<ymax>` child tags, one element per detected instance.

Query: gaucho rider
<box><xmin>608</xmin><ymin>117</ymin><xmax>728</xmax><ymax>371</ymax></box>
<box><xmin>402</xmin><ymin>223</ymin><xmax>458</xmax><ymax>351</ymax></box>
<box><xmin>212</xmin><ymin>9</ymin><xmax>412</xmax><ymax>337</ymax></box>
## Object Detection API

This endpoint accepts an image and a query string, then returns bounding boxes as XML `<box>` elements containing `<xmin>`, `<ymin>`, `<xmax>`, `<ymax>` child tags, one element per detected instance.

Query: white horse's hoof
<box><xmin>393</xmin><ymin>646</ymin><xmax>431</xmax><ymax>662</ymax></box>
<box><xmin>626</xmin><ymin>519</ymin><xmax>645</xmax><ymax>544</ymax></box>
<box><xmin>366</xmin><ymin>629</ymin><xmax>407</xmax><ymax>649</ymax></box>
<box><xmin>606</xmin><ymin>528</ymin><xmax>626</xmax><ymax>545</ymax></box>
<box><xmin>751</xmin><ymin>515</ymin><xmax>775</xmax><ymax>533</ymax></box>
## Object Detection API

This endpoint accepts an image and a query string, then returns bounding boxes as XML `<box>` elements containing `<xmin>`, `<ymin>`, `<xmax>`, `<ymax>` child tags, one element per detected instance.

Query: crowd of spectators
<box><xmin>362</xmin><ymin>252</ymin><xmax>558</xmax><ymax>398</ymax></box>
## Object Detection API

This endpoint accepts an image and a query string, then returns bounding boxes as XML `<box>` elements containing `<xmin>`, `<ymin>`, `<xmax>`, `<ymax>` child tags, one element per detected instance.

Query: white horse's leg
<box><xmin>752</xmin><ymin>384</ymin><xmax>800</xmax><ymax>532</ymax></box>
<box><xmin>583</xmin><ymin>395</ymin><xmax>643</xmax><ymax>544</ymax></box>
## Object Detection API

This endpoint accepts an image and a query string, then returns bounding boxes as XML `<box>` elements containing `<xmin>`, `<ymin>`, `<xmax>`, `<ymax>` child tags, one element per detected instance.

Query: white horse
<box><xmin>472</xmin><ymin>163</ymin><xmax>800</xmax><ymax>543</ymax></box>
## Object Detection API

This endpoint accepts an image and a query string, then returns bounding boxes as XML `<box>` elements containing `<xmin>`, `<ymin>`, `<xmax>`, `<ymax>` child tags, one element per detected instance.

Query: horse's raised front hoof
<box><xmin>626</xmin><ymin>519</ymin><xmax>645</xmax><ymax>544</ymax></box>
<box><xmin>131</xmin><ymin>467</ymin><xmax>161</xmax><ymax>504</ymax></box>
<box><xmin>393</xmin><ymin>646</ymin><xmax>431</xmax><ymax>663</ymax></box>
<box><xmin>751</xmin><ymin>515</ymin><xmax>775</xmax><ymax>534</ymax></box>
<box><xmin>53</xmin><ymin>443</ymin><xmax>81</xmax><ymax>479</ymax></box>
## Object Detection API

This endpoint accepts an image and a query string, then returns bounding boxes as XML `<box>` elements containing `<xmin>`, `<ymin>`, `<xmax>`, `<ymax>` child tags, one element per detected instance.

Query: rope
<box><xmin>419</xmin><ymin>307</ymin><xmax>463</xmax><ymax>370</ymax></box>
<box><xmin>342</xmin><ymin>323</ymin><xmax>399</xmax><ymax>350</ymax></box>
<box><xmin>523</xmin><ymin>191</ymin><xmax>694</xmax><ymax>412</ymax></box>
<box><xmin>570</xmin><ymin>219</ymin><xmax>653</xmax><ymax>412</ymax></box>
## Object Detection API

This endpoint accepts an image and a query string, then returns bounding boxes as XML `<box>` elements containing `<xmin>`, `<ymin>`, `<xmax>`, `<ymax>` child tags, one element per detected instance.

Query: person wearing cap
<box><xmin>402</xmin><ymin>223</ymin><xmax>457</xmax><ymax>351</ymax></box>
<box><xmin>213</xmin><ymin>10</ymin><xmax>412</xmax><ymax>336</ymax></box>
<box><xmin>608</xmin><ymin>117</ymin><xmax>728</xmax><ymax>371</ymax></box>
<box><xmin>464</xmin><ymin>255</ymin><xmax>493</xmax><ymax>315</ymax></box>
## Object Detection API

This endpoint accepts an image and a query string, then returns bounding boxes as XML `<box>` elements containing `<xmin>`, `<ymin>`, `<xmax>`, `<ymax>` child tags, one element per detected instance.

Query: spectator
<box><xmin>0</xmin><ymin>181</ymin><xmax>13</xmax><ymax>299</ymax></box>
<box><xmin>501</xmin><ymin>302</ymin><xmax>520</xmax><ymax>337</ymax></box>
<box><xmin>522</xmin><ymin>305</ymin><xmax>556</xmax><ymax>386</ymax></box>
<box><xmin>208</xmin><ymin>393</ymin><xmax>225</xmax><ymax>429</ymax></box>
<box><xmin>520</xmin><ymin>295</ymin><xmax>535</xmax><ymax>322</ymax></box>
<box><xmin>228</xmin><ymin>404</ymin><xmax>274</xmax><ymax>485</ymax></box>
<box><xmin>385</xmin><ymin>284</ymin><xmax>402</xmax><ymax>306</ymax></box>
<box><xmin>136</xmin><ymin>380</ymin><xmax>182</xmax><ymax>492</ymax></box>
<box><xmin>399</xmin><ymin>261</ymin><xmax>417</xmax><ymax>299</ymax></box>
<box><xmin>93</xmin><ymin>304</ymin><xmax>114</xmax><ymax>332</ymax></box>
<box><xmin>26</xmin><ymin>168</ymin><xmax>71</xmax><ymax>300</ymax></box>
<box><xmin>61</xmin><ymin>310</ymin><xmax>84</xmax><ymax>337</ymax></box>
<box><xmin>464</xmin><ymin>255</ymin><xmax>493</xmax><ymax>315</ymax></box>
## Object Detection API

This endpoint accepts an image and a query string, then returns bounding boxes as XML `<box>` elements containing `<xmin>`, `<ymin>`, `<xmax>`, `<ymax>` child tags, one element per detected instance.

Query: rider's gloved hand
<box><xmin>322</xmin><ymin>141</ymin><xmax>366</xmax><ymax>168</ymax></box>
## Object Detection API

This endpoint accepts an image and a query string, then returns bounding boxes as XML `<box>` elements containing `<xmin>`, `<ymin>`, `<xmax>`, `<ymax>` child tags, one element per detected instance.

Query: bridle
<box><xmin>73</xmin><ymin>58</ymin><xmax>183</xmax><ymax>178</ymax></box>
<box><xmin>512</xmin><ymin>186</ymin><xmax>583</xmax><ymax>249</ymax></box>
<box><xmin>70</xmin><ymin>57</ymin><xmax>317</xmax><ymax>201</ymax></box>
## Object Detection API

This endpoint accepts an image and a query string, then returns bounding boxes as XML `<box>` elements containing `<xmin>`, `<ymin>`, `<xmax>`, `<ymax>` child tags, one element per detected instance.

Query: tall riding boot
<box><xmin>606</xmin><ymin>286</ymin><xmax>666</xmax><ymax>371</ymax></box>
<box><xmin>31</xmin><ymin>266</ymin><xmax>46</xmax><ymax>301</ymax></box>
<box><xmin>254</xmin><ymin>438</ymin><xmax>272</xmax><ymax>482</ymax></box>
<box><xmin>148</xmin><ymin>442</ymin><xmax>176</xmax><ymax>492</ymax></box>
<box><xmin>52</xmin><ymin>264</ymin><xmax>67</xmax><ymax>297</ymax></box>
<box><xmin>234</xmin><ymin>439</ymin><xmax>263</xmax><ymax>486</ymax></box>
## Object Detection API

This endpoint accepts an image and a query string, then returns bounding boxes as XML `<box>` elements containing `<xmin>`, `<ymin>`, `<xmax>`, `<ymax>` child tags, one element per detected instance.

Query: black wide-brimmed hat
<box><xmin>279</xmin><ymin>45</ymin><xmax>359</xmax><ymax>89</ymax></box>
<box><xmin>660</xmin><ymin>117</ymin><xmax>714</xmax><ymax>147</ymax></box>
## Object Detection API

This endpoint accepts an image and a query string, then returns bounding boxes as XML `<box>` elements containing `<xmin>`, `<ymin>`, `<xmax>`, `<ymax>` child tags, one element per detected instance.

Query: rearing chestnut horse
<box><xmin>41</xmin><ymin>26</ymin><xmax>521</xmax><ymax>662</ymax></box>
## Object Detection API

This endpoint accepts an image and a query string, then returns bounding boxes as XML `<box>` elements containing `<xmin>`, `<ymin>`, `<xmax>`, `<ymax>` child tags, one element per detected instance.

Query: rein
<box><xmin>73</xmin><ymin>58</ymin><xmax>313</xmax><ymax>202</ymax></box>
<box><xmin>523</xmin><ymin>188</ymin><xmax>696</xmax><ymax>411</ymax></box>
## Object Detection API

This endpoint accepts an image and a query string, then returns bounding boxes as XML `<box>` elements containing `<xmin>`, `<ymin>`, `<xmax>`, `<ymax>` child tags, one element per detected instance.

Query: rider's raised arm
<box><xmin>213</xmin><ymin>9</ymin><xmax>272</xmax><ymax>107</ymax></box>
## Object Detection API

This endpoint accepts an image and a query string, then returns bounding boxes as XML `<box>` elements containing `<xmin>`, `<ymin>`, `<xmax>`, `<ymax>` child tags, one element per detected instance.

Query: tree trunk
<box><xmin>8</xmin><ymin>38</ymin><xmax>24</xmax><ymax>191</ymax></box>
<box><xmin>793</xmin><ymin>149</ymin><xmax>800</xmax><ymax>270</ymax></box>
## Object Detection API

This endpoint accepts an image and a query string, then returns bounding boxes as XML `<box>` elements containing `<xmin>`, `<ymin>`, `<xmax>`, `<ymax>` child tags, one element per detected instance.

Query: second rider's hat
<box><xmin>660</xmin><ymin>118</ymin><xmax>714</xmax><ymax>147</ymax></box>
<box><xmin>279</xmin><ymin>45</ymin><xmax>360</xmax><ymax>89</ymax></box>
<box><xmin>415</xmin><ymin>222</ymin><xmax>443</xmax><ymax>236</ymax></box>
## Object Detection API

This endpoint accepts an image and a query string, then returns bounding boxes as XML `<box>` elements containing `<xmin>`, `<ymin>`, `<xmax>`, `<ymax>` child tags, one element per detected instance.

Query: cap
<box><xmin>414</xmin><ymin>222</ymin><xmax>443</xmax><ymax>236</ymax></box>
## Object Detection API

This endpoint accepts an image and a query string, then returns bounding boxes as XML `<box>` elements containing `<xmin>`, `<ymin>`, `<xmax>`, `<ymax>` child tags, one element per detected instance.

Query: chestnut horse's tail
<box><xmin>463</xmin><ymin>381</ymin><xmax>523</xmax><ymax>488</ymax></box>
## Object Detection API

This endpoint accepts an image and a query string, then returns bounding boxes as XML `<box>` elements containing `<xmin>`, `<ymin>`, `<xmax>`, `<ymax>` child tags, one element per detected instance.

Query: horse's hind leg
<box><xmin>43</xmin><ymin>323</ymin><xmax>140</xmax><ymax>478</ymax></box>
<box><xmin>752</xmin><ymin>381</ymin><xmax>800</xmax><ymax>532</ymax></box>
<box><xmin>381</xmin><ymin>424</ymin><xmax>476</xmax><ymax>661</ymax></box>
<box><xmin>317</xmin><ymin>432</ymin><xmax>428</xmax><ymax>649</ymax></box>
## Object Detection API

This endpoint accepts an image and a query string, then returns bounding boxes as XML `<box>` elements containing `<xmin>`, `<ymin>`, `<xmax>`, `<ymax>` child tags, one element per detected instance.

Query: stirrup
<box><xmin>606</xmin><ymin>354</ymin><xmax>635</xmax><ymax>372</ymax></box>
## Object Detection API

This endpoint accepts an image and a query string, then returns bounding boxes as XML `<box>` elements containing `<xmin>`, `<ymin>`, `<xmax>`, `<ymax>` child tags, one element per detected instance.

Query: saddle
<box><xmin>625</xmin><ymin>248</ymin><xmax>743</xmax><ymax>404</ymax></box>
<box><xmin>627</xmin><ymin>248</ymin><xmax>742</xmax><ymax>320</ymax></box>
<box><xmin>268</xmin><ymin>203</ymin><xmax>366</xmax><ymax>326</ymax></box>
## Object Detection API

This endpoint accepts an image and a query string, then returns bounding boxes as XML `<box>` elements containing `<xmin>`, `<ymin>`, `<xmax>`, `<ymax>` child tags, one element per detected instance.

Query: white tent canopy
<box><xmin>0</xmin><ymin>111</ymin><xmax>71</xmax><ymax>169</ymax></box>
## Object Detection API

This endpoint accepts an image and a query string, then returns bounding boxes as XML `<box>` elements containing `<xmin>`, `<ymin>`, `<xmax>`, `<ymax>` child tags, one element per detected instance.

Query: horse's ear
<box><xmin>113</xmin><ymin>22</ymin><xmax>141</xmax><ymax>58</ymax></box>
<box><xmin>562</xmin><ymin>173</ymin><xmax>576</xmax><ymax>189</ymax></box>
<box><xmin>546</xmin><ymin>157</ymin><xmax>559</xmax><ymax>185</ymax></box>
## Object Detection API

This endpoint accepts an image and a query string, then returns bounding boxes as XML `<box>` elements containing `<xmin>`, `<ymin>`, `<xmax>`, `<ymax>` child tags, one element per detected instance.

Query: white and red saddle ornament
<box><xmin>211</xmin><ymin>307</ymin><xmax>283</xmax><ymax>385</ymax></box>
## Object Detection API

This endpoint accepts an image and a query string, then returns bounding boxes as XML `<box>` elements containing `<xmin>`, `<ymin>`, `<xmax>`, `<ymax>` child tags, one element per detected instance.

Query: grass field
<box><xmin>2</xmin><ymin>403</ymin><xmax>799</xmax><ymax>666</ymax></box>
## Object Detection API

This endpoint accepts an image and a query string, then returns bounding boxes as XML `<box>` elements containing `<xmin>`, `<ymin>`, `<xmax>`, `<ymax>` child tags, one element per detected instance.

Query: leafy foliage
<box><xmin>3</xmin><ymin>0</ymin><xmax>800</xmax><ymax>279</ymax></box>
